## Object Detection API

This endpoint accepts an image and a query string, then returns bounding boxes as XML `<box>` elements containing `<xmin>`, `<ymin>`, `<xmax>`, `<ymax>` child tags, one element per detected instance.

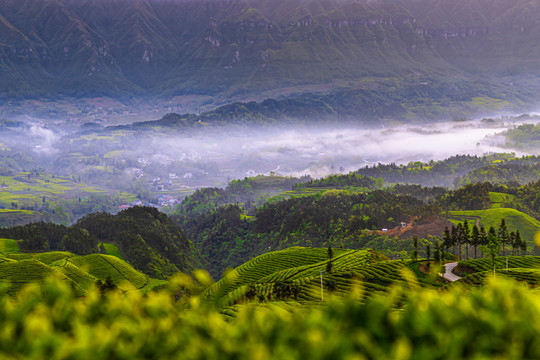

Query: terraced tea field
<box><xmin>459</xmin><ymin>256</ymin><xmax>540</xmax><ymax>273</ymax></box>
<box><xmin>67</xmin><ymin>254</ymin><xmax>148</xmax><ymax>290</ymax></box>
<box><xmin>0</xmin><ymin>251</ymin><xmax>152</xmax><ymax>295</ymax></box>
<box><xmin>451</xmin><ymin>256</ymin><xmax>540</xmax><ymax>289</ymax></box>
<box><xmin>202</xmin><ymin>247</ymin><xmax>350</xmax><ymax>305</ymax></box>
<box><xmin>202</xmin><ymin>247</ymin><xmax>433</xmax><ymax>308</ymax></box>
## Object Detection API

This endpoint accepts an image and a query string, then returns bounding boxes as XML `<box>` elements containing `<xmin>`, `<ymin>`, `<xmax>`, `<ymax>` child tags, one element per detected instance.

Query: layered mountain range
<box><xmin>1</xmin><ymin>0</ymin><xmax>540</xmax><ymax>101</ymax></box>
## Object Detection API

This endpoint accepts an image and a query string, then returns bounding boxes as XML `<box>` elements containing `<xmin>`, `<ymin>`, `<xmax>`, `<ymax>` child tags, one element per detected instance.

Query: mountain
<box><xmin>1</xmin><ymin>0</ymin><xmax>540</xmax><ymax>103</ymax></box>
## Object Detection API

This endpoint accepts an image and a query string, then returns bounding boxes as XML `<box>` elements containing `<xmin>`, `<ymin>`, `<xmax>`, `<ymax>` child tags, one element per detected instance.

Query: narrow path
<box><xmin>442</xmin><ymin>262</ymin><xmax>462</xmax><ymax>282</ymax></box>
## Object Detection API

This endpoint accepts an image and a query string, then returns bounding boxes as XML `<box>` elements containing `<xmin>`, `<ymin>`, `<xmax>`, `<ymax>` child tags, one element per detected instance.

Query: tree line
<box><xmin>441</xmin><ymin>219</ymin><xmax>526</xmax><ymax>260</ymax></box>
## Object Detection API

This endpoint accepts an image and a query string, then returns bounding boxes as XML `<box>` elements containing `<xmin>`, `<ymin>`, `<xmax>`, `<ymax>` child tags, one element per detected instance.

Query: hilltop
<box><xmin>0</xmin><ymin>206</ymin><xmax>205</xmax><ymax>279</ymax></box>
<box><xmin>0</xmin><ymin>240</ymin><xmax>165</xmax><ymax>295</ymax></box>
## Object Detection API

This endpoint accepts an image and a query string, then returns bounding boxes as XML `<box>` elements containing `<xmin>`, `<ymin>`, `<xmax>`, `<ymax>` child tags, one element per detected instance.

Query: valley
<box><xmin>2</xmin><ymin>0</ymin><xmax>540</xmax><ymax>358</ymax></box>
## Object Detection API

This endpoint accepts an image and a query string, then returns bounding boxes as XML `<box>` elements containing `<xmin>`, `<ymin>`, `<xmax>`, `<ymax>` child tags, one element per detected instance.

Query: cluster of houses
<box><xmin>117</xmin><ymin>195</ymin><xmax>181</xmax><ymax>212</ymax></box>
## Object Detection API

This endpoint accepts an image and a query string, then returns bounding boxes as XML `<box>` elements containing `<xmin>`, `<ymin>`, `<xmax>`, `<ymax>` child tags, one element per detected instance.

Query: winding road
<box><xmin>442</xmin><ymin>262</ymin><xmax>462</xmax><ymax>282</ymax></box>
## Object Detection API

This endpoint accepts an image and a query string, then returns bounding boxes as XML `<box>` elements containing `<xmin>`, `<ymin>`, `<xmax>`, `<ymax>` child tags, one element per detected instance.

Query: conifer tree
<box><xmin>412</xmin><ymin>236</ymin><xmax>418</xmax><ymax>261</ymax></box>
<box><xmin>498</xmin><ymin>219</ymin><xmax>509</xmax><ymax>256</ymax></box>
<box><xmin>471</xmin><ymin>224</ymin><xmax>480</xmax><ymax>259</ymax></box>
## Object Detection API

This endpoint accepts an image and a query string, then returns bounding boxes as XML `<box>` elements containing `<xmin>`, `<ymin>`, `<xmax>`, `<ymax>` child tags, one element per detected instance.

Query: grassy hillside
<box><xmin>66</xmin><ymin>254</ymin><xmax>148</xmax><ymax>290</ymax></box>
<box><xmin>452</xmin><ymin>256</ymin><xmax>540</xmax><ymax>289</ymax></box>
<box><xmin>202</xmin><ymin>247</ymin><xmax>440</xmax><ymax>308</ymax></box>
<box><xmin>202</xmin><ymin>247</ymin><xmax>347</xmax><ymax>305</ymax></box>
<box><xmin>0</xmin><ymin>251</ymin><xmax>154</xmax><ymax>296</ymax></box>
<box><xmin>0</xmin><ymin>238</ymin><xmax>18</xmax><ymax>253</ymax></box>
<box><xmin>448</xmin><ymin>208</ymin><xmax>540</xmax><ymax>250</ymax></box>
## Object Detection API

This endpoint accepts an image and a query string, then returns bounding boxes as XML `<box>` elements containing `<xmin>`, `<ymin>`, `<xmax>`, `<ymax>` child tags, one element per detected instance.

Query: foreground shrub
<box><xmin>0</xmin><ymin>275</ymin><xmax>539</xmax><ymax>359</ymax></box>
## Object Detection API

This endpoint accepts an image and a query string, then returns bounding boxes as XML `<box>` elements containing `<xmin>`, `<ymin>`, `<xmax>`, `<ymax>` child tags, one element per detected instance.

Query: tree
<box><xmin>326</xmin><ymin>260</ymin><xmax>333</xmax><ymax>274</ymax></box>
<box><xmin>97</xmin><ymin>275</ymin><xmax>117</xmax><ymax>296</ymax></box>
<box><xmin>462</xmin><ymin>220</ymin><xmax>470</xmax><ymax>260</ymax></box>
<box><xmin>412</xmin><ymin>236</ymin><xmax>418</xmax><ymax>262</ymax></box>
<box><xmin>434</xmin><ymin>241</ymin><xmax>441</xmax><ymax>264</ymax></box>
<box><xmin>498</xmin><ymin>219</ymin><xmax>509</xmax><ymax>256</ymax></box>
<box><xmin>471</xmin><ymin>224</ymin><xmax>480</xmax><ymax>259</ymax></box>
<box><xmin>245</xmin><ymin>284</ymin><xmax>257</xmax><ymax>301</ymax></box>
<box><xmin>481</xmin><ymin>228</ymin><xmax>501</xmax><ymax>276</ymax></box>
<box><xmin>455</xmin><ymin>223</ymin><xmax>464</xmax><ymax>260</ymax></box>
<box><xmin>479</xmin><ymin>225</ymin><xmax>488</xmax><ymax>257</ymax></box>
<box><xmin>509</xmin><ymin>231</ymin><xmax>517</xmax><ymax>256</ymax></box>
<box><xmin>426</xmin><ymin>244</ymin><xmax>431</xmax><ymax>268</ymax></box>
<box><xmin>442</xmin><ymin>227</ymin><xmax>452</xmax><ymax>255</ymax></box>
<box><xmin>516</xmin><ymin>230</ymin><xmax>526</xmax><ymax>255</ymax></box>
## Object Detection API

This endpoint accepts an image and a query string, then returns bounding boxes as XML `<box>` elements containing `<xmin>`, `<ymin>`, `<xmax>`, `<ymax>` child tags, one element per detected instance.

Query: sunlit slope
<box><xmin>451</xmin><ymin>256</ymin><xmax>540</xmax><ymax>288</ymax></box>
<box><xmin>0</xmin><ymin>259</ymin><xmax>68</xmax><ymax>295</ymax></box>
<box><xmin>202</xmin><ymin>247</ymin><xmax>350</xmax><ymax>305</ymax></box>
<box><xmin>67</xmin><ymin>254</ymin><xmax>148</xmax><ymax>290</ymax></box>
<box><xmin>0</xmin><ymin>252</ymin><xmax>149</xmax><ymax>295</ymax></box>
<box><xmin>4</xmin><ymin>251</ymin><xmax>74</xmax><ymax>263</ymax></box>
<box><xmin>448</xmin><ymin>208</ymin><xmax>540</xmax><ymax>249</ymax></box>
<box><xmin>202</xmin><ymin>247</ymin><xmax>426</xmax><ymax>307</ymax></box>
<box><xmin>0</xmin><ymin>238</ymin><xmax>19</xmax><ymax>253</ymax></box>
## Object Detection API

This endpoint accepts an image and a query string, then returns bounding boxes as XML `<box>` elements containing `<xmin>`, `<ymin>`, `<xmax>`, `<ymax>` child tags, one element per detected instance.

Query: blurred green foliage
<box><xmin>1</xmin><ymin>274</ymin><xmax>539</xmax><ymax>359</ymax></box>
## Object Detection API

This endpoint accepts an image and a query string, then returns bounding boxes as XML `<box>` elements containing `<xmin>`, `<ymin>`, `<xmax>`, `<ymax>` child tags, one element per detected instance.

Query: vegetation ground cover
<box><xmin>448</xmin><ymin>208</ymin><xmax>540</xmax><ymax>248</ymax></box>
<box><xmin>100</xmin><ymin>242</ymin><xmax>122</xmax><ymax>259</ymax></box>
<box><xmin>0</xmin><ymin>251</ymin><xmax>153</xmax><ymax>295</ymax></box>
<box><xmin>0</xmin><ymin>238</ymin><xmax>19</xmax><ymax>253</ymax></box>
<box><xmin>1</xmin><ymin>274</ymin><xmax>539</xmax><ymax>359</ymax></box>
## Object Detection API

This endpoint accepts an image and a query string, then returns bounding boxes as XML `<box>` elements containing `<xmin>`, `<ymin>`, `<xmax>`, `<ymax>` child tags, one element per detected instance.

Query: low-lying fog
<box><xmin>2</xmin><ymin>116</ymin><xmax>539</xmax><ymax>196</ymax></box>
<box><xmin>153</xmin><ymin>119</ymin><xmax>538</xmax><ymax>179</ymax></box>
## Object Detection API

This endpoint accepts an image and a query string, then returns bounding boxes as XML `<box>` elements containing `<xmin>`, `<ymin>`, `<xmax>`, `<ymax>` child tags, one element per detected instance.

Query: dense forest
<box><xmin>0</xmin><ymin>206</ymin><xmax>203</xmax><ymax>279</ymax></box>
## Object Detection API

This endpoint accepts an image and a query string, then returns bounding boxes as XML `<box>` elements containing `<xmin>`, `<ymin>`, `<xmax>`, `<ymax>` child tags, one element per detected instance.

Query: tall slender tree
<box><xmin>426</xmin><ymin>244</ymin><xmax>431</xmax><ymax>268</ymax></box>
<box><xmin>451</xmin><ymin>225</ymin><xmax>458</xmax><ymax>257</ymax></box>
<box><xmin>481</xmin><ymin>228</ymin><xmax>502</xmax><ymax>276</ymax></box>
<box><xmin>516</xmin><ymin>230</ymin><xmax>526</xmax><ymax>255</ymax></box>
<box><xmin>442</xmin><ymin>227</ymin><xmax>452</xmax><ymax>258</ymax></box>
<box><xmin>480</xmin><ymin>225</ymin><xmax>488</xmax><ymax>257</ymax></box>
<box><xmin>509</xmin><ymin>231</ymin><xmax>517</xmax><ymax>256</ymax></box>
<box><xmin>463</xmin><ymin>220</ymin><xmax>470</xmax><ymax>260</ymax></box>
<box><xmin>471</xmin><ymin>224</ymin><xmax>480</xmax><ymax>259</ymax></box>
<box><xmin>434</xmin><ymin>241</ymin><xmax>441</xmax><ymax>264</ymax></box>
<box><xmin>412</xmin><ymin>236</ymin><xmax>419</xmax><ymax>262</ymax></box>
<box><xmin>498</xmin><ymin>219</ymin><xmax>509</xmax><ymax>256</ymax></box>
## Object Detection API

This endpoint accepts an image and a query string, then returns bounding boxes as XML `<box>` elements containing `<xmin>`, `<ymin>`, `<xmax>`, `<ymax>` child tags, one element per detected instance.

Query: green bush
<box><xmin>1</xmin><ymin>275</ymin><xmax>540</xmax><ymax>359</ymax></box>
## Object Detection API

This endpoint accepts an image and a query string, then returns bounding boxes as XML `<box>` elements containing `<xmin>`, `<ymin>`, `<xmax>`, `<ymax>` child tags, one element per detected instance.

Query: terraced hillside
<box><xmin>451</xmin><ymin>256</ymin><xmax>540</xmax><ymax>289</ymax></box>
<box><xmin>448</xmin><ymin>208</ymin><xmax>540</xmax><ymax>251</ymax></box>
<box><xmin>0</xmin><ymin>249</ymin><xmax>157</xmax><ymax>296</ymax></box>
<box><xmin>202</xmin><ymin>247</ymin><xmax>436</xmax><ymax>308</ymax></box>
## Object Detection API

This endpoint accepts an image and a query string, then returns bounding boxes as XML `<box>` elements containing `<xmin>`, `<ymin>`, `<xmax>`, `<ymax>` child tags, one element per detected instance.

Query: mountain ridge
<box><xmin>1</xmin><ymin>0</ymin><xmax>539</xmax><ymax>102</ymax></box>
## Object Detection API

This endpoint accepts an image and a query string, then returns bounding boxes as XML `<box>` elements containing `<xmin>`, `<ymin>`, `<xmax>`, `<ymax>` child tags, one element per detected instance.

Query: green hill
<box><xmin>67</xmin><ymin>254</ymin><xmax>148</xmax><ymax>290</ymax></box>
<box><xmin>202</xmin><ymin>247</ymin><xmax>437</xmax><ymax>308</ymax></box>
<box><xmin>0</xmin><ymin>259</ymin><xmax>65</xmax><ymax>296</ymax></box>
<box><xmin>451</xmin><ymin>256</ymin><xmax>540</xmax><ymax>289</ymax></box>
<box><xmin>0</xmin><ymin>238</ymin><xmax>19</xmax><ymax>253</ymax></box>
<box><xmin>0</xmin><ymin>251</ymin><xmax>153</xmax><ymax>296</ymax></box>
<box><xmin>448</xmin><ymin>208</ymin><xmax>540</xmax><ymax>251</ymax></box>
<box><xmin>202</xmin><ymin>247</ymin><xmax>347</xmax><ymax>306</ymax></box>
